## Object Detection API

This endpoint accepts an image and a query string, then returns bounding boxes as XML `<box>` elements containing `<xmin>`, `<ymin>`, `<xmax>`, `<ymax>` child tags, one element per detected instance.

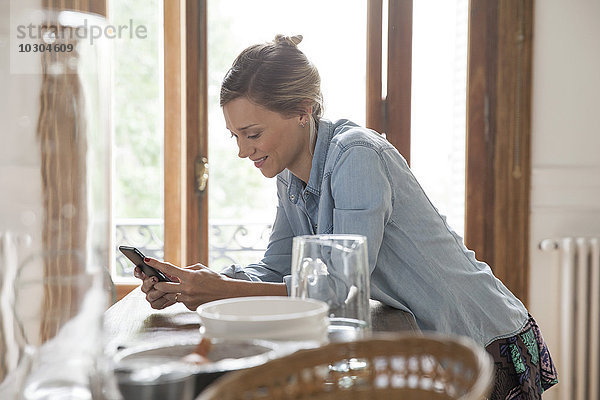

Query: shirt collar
<box><xmin>286</xmin><ymin>118</ymin><xmax>333</xmax><ymax>201</ymax></box>
<box><xmin>306</xmin><ymin>118</ymin><xmax>333</xmax><ymax>195</ymax></box>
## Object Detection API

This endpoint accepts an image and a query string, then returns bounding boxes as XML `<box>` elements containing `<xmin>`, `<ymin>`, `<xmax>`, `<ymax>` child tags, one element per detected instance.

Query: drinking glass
<box><xmin>291</xmin><ymin>235</ymin><xmax>371</xmax><ymax>342</ymax></box>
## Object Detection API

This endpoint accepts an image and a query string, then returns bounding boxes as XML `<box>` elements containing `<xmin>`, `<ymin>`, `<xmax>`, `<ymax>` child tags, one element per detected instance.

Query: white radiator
<box><xmin>540</xmin><ymin>237</ymin><xmax>600</xmax><ymax>400</ymax></box>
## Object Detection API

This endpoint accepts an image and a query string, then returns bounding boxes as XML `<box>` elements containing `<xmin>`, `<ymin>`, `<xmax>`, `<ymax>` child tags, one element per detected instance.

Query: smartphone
<box><xmin>118</xmin><ymin>245</ymin><xmax>171</xmax><ymax>282</ymax></box>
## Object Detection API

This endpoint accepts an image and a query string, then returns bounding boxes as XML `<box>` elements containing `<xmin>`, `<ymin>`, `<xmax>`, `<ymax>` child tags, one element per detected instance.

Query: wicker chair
<box><xmin>197</xmin><ymin>333</ymin><xmax>494</xmax><ymax>400</ymax></box>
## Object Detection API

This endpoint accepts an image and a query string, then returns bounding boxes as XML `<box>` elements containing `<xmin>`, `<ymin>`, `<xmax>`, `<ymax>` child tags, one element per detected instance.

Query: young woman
<box><xmin>136</xmin><ymin>34</ymin><xmax>557</xmax><ymax>398</ymax></box>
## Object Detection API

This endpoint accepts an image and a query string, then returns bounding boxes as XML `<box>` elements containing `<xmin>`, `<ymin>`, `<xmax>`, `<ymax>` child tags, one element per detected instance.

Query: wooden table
<box><xmin>104</xmin><ymin>287</ymin><xmax>419</xmax><ymax>351</ymax></box>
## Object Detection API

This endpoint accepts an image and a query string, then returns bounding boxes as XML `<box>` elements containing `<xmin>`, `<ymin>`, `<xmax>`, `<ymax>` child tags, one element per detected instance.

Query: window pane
<box><xmin>207</xmin><ymin>0</ymin><xmax>366</xmax><ymax>269</ymax></box>
<box><xmin>109</xmin><ymin>0</ymin><xmax>164</xmax><ymax>280</ymax></box>
<box><xmin>410</xmin><ymin>0</ymin><xmax>468</xmax><ymax>237</ymax></box>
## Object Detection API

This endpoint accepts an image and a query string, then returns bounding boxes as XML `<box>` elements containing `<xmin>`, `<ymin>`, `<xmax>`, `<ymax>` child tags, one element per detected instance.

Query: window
<box><xmin>206</xmin><ymin>0</ymin><xmax>367</xmax><ymax>270</ymax></box>
<box><xmin>109</xmin><ymin>0</ymin><xmax>164</xmax><ymax>285</ymax></box>
<box><xmin>410</xmin><ymin>0</ymin><xmax>468</xmax><ymax>237</ymax></box>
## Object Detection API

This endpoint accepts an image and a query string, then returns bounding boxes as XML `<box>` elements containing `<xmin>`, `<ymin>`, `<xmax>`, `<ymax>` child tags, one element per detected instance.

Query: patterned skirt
<box><xmin>485</xmin><ymin>314</ymin><xmax>558</xmax><ymax>400</ymax></box>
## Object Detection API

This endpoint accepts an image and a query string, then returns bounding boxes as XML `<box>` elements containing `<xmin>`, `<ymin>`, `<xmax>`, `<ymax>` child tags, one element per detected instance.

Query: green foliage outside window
<box><xmin>111</xmin><ymin>0</ymin><xmax>163</xmax><ymax>219</ymax></box>
<box><xmin>110</xmin><ymin>0</ymin><xmax>276</xmax><ymax>224</ymax></box>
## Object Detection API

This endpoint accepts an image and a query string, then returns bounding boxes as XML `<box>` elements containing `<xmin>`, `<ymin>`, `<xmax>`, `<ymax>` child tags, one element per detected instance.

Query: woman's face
<box><xmin>223</xmin><ymin>97</ymin><xmax>311</xmax><ymax>180</ymax></box>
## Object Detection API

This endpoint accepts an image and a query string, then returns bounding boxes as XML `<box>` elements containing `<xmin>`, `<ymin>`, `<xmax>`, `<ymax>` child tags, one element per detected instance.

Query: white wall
<box><xmin>529</xmin><ymin>0</ymin><xmax>600</xmax><ymax>398</ymax></box>
<box><xmin>1</xmin><ymin>0</ymin><xmax>43</xmax><ymax>236</ymax></box>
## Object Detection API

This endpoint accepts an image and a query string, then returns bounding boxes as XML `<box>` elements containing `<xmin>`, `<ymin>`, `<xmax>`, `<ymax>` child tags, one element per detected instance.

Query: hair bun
<box><xmin>274</xmin><ymin>34</ymin><xmax>303</xmax><ymax>47</ymax></box>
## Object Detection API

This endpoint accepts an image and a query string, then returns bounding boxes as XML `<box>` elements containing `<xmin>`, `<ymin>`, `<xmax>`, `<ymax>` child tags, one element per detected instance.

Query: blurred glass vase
<box><xmin>1</xmin><ymin>7</ymin><xmax>114</xmax><ymax>400</ymax></box>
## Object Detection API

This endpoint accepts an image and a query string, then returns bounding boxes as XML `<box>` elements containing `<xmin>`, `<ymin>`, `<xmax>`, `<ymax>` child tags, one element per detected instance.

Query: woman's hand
<box><xmin>134</xmin><ymin>265</ymin><xmax>179</xmax><ymax>310</ymax></box>
<box><xmin>135</xmin><ymin>257</ymin><xmax>288</xmax><ymax>311</ymax></box>
<box><xmin>139</xmin><ymin>257</ymin><xmax>230</xmax><ymax>311</ymax></box>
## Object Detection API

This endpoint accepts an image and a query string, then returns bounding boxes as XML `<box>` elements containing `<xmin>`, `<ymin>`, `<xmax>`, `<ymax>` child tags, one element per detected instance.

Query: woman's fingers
<box><xmin>149</xmin><ymin>295</ymin><xmax>175</xmax><ymax>310</ymax></box>
<box><xmin>132</xmin><ymin>258</ymin><xmax>187</xmax><ymax>309</ymax></box>
<box><xmin>145</xmin><ymin>257</ymin><xmax>187</xmax><ymax>281</ymax></box>
<box><xmin>185</xmin><ymin>263</ymin><xmax>209</xmax><ymax>271</ymax></box>
<box><xmin>152</xmin><ymin>264</ymin><xmax>208</xmax><ymax>294</ymax></box>
<box><xmin>137</xmin><ymin>258</ymin><xmax>220</xmax><ymax>311</ymax></box>
<box><xmin>140</xmin><ymin>275</ymin><xmax>159</xmax><ymax>294</ymax></box>
<box><xmin>134</xmin><ymin>266</ymin><xmax>169</xmax><ymax>296</ymax></box>
<box><xmin>145</xmin><ymin>285</ymin><xmax>166</xmax><ymax>302</ymax></box>
<box><xmin>165</xmin><ymin>272</ymin><xmax>179</xmax><ymax>282</ymax></box>
<box><xmin>153</xmin><ymin>264</ymin><xmax>220</xmax><ymax>311</ymax></box>
<box><xmin>133</xmin><ymin>266</ymin><xmax>145</xmax><ymax>280</ymax></box>
<box><xmin>148</xmin><ymin>290</ymin><xmax>179</xmax><ymax>310</ymax></box>
<box><xmin>137</xmin><ymin>258</ymin><xmax>187</xmax><ymax>309</ymax></box>
<box><xmin>153</xmin><ymin>280</ymin><xmax>184</xmax><ymax>294</ymax></box>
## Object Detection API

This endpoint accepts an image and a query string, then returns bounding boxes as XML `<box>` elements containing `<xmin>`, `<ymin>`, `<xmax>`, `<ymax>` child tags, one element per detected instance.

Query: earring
<box><xmin>299</xmin><ymin>120</ymin><xmax>307</xmax><ymax>128</ymax></box>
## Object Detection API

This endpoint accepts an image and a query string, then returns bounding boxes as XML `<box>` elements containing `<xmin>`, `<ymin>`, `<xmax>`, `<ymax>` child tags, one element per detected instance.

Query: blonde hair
<box><xmin>220</xmin><ymin>34</ymin><xmax>323</xmax><ymax>149</ymax></box>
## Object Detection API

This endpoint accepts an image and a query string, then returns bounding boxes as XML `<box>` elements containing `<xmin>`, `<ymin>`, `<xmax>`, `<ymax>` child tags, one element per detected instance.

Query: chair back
<box><xmin>197</xmin><ymin>333</ymin><xmax>494</xmax><ymax>400</ymax></box>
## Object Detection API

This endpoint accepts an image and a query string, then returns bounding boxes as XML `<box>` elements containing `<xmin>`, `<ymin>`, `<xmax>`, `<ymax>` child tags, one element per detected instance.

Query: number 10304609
<box><xmin>18</xmin><ymin>43</ymin><xmax>73</xmax><ymax>53</ymax></box>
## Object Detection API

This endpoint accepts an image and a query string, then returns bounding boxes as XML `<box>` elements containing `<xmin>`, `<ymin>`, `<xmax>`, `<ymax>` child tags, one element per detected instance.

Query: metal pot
<box><xmin>113</xmin><ymin>339</ymin><xmax>280</xmax><ymax>398</ymax></box>
<box><xmin>116</xmin><ymin>363</ymin><xmax>196</xmax><ymax>400</ymax></box>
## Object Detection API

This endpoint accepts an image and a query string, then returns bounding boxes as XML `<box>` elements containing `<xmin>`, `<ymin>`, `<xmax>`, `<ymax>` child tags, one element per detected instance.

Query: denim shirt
<box><xmin>222</xmin><ymin>118</ymin><xmax>528</xmax><ymax>346</ymax></box>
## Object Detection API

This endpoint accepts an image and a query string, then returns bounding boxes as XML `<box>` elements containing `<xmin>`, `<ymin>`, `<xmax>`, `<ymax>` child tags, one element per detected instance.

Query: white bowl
<box><xmin>197</xmin><ymin>296</ymin><xmax>329</xmax><ymax>342</ymax></box>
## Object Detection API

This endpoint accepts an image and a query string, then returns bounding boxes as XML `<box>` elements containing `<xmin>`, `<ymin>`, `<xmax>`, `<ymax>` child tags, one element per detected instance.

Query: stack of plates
<box><xmin>197</xmin><ymin>296</ymin><xmax>329</xmax><ymax>343</ymax></box>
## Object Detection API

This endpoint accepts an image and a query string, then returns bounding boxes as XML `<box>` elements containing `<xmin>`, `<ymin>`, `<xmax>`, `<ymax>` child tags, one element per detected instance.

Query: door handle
<box><xmin>195</xmin><ymin>156</ymin><xmax>209</xmax><ymax>193</ymax></box>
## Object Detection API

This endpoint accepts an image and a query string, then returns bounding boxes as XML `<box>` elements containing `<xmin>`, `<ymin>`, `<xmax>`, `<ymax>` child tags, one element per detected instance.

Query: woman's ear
<box><xmin>298</xmin><ymin>114</ymin><xmax>308</xmax><ymax>128</ymax></box>
<box><xmin>298</xmin><ymin>101</ymin><xmax>313</xmax><ymax>126</ymax></box>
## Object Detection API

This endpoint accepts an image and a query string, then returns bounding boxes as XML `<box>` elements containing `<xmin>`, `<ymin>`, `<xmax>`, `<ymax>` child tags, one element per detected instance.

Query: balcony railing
<box><xmin>115</xmin><ymin>219</ymin><xmax>272</xmax><ymax>279</ymax></box>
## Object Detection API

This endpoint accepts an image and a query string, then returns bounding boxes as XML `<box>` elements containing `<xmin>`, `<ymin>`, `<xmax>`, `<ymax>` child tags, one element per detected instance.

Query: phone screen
<box><xmin>118</xmin><ymin>245</ymin><xmax>171</xmax><ymax>282</ymax></box>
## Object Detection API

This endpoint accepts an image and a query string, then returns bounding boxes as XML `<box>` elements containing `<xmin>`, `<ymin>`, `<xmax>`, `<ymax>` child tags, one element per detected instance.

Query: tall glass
<box><xmin>291</xmin><ymin>235</ymin><xmax>371</xmax><ymax>342</ymax></box>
